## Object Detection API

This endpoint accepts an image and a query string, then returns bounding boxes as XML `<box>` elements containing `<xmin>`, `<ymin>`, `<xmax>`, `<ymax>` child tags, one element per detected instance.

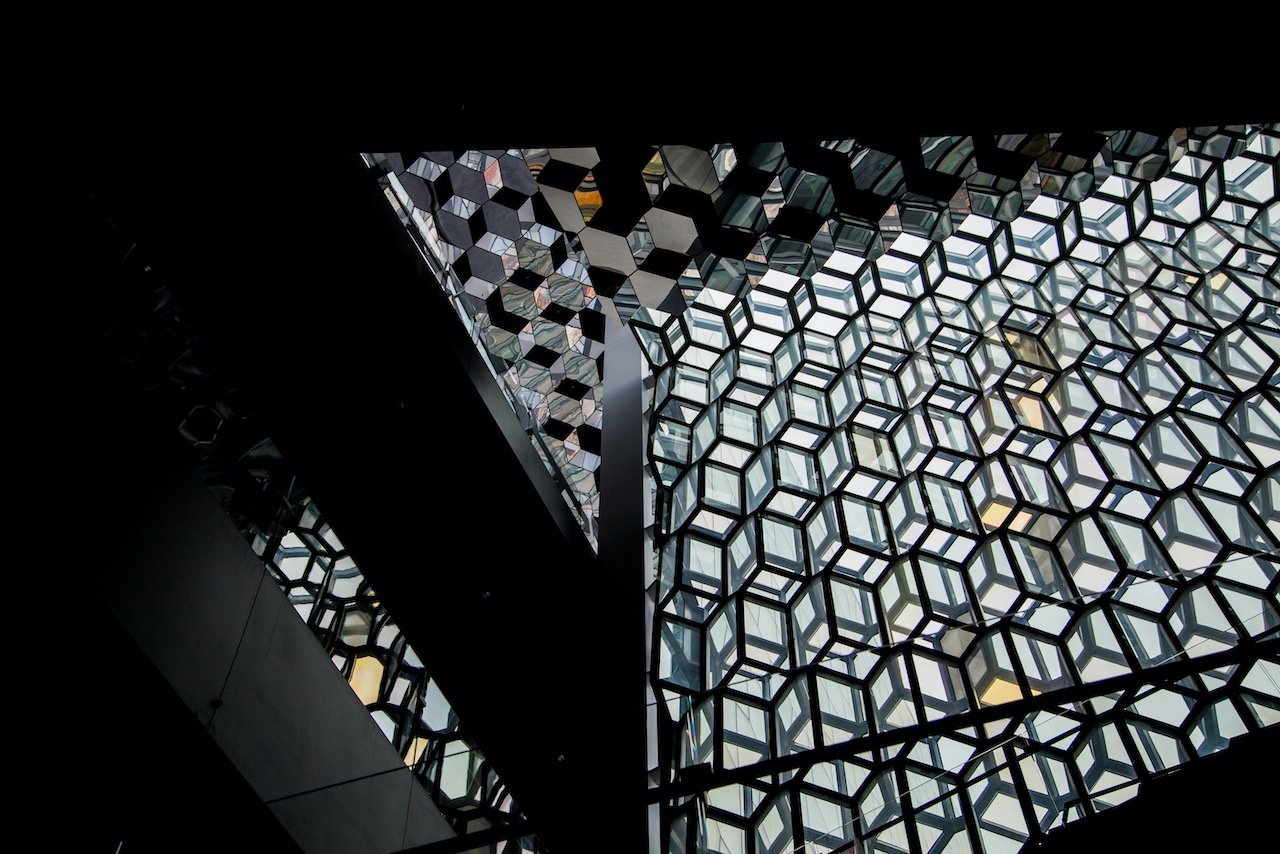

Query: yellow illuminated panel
<box><xmin>349</xmin><ymin>655</ymin><xmax>384</xmax><ymax>706</ymax></box>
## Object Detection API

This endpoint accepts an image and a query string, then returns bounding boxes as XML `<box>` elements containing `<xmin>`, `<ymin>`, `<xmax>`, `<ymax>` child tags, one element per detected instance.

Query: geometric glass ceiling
<box><xmin>372</xmin><ymin>125</ymin><xmax>1278</xmax><ymax>852</ymax></box>
<box><xmin>638</xmin><ymin>129</ymin><xmax>1280</xmax><ymax>852</ymax></box>
<box><xmin>370</xmin><ymin>151</ymin><xmax>605</xmax><ymax>549</ymax></box>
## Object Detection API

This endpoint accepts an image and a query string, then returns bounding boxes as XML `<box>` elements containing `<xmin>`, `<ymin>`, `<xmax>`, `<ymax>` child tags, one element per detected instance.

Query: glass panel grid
<box><xmin>642</xmin><ymin>126</ymin><xmax>1280</xmax><ymax>852</ymax></box>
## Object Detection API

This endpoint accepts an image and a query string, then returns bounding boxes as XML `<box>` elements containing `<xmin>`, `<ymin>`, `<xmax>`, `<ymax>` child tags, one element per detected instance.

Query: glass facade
<box><xmin>372</xmin><ymin>126</ymin><xmax>1279</xmax><ymax>852</ymax></box>
<box><xmin>635</xmin><ymin>129</ymin><xmax>1280</xmax><ymax>852</ymax></box>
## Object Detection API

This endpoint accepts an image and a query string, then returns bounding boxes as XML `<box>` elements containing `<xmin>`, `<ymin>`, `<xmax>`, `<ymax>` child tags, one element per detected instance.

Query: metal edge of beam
<box><xmin>90</xmin><ymin>438</ymin><xmax>458</xmax><ymax>852</ymax></box>
<box><xmin>647</xmin><ymin>634</ymin><xmax>1280</xmax><ymax>804</ymax></box>
<box><xmin>363</xmin><ymin>160</ymin><xmax>596</xmax><ymax>557</ymax></box>
<box><xmin>598</xmin><ymin>314</ymin><xmax>650</xmax><ymax>847</ymax></box>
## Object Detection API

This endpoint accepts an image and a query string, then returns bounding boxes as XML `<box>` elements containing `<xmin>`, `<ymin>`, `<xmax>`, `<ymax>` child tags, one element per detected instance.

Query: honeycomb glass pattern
<box><xmin>640</xmin><ymin>127</ymin><xmax>1280</xmax><ymax>852</ymax></box>
<box><xmin>369</xmin><ymin>151</ymin><xmax>606</xmax><ymax>549</ymax></box>
<box><xmin>367</xmin><ymin>131</ymin><xmax>1269</xmax><ymax>554</ymax></box>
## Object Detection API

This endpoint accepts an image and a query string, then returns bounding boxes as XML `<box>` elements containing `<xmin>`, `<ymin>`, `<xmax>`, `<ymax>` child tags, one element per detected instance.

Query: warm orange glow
<box><xmin>979</xmin><ymin>676</ymin><xmax>1023</xmax><ymax>706</ymax></box>
<box><xmin>980</xmin><ymin>499</ymin><xmax>1014</xmax><ymax>530</ymax></box>
<box><xmin>404</xmin><ymin>736</ymin><xmax>431</xmax><ymax>767</ymax></box>
<box><xmin>1015</xmin><ymin>394</ymin><xmax>1045</xmax><ymax>429</ymax></box>
<box><xmin>349</xmin><ymin>655</ymin><xmax>384</xmax><ymax>706</ymax></box>
<box><xmin>979</xmin><ymin>677</ymin><xmax>1042</xmax><ymax>707</ymax></box>
<box><xmin>575</xmin><ymin>190</ymin><xmax>603</xmax><ymax>222</ymax></box>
